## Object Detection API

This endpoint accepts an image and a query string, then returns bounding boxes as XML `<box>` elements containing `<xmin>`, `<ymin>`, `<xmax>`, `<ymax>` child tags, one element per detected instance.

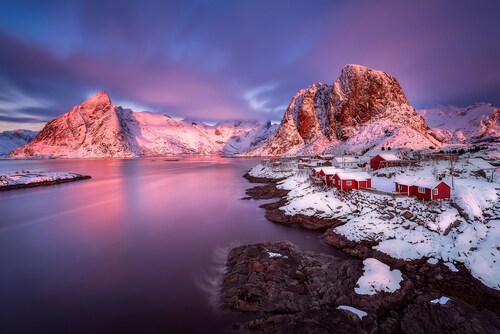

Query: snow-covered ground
<box><xmin>0</xmin><ymin>171</ymin><xmax>87</xmax><ymax>188</ymax></box>
<box><xmin>354</xmin><ymin>258</ymin><xmax>402</xmax><ymax>295</ymax></box>
<box><xmin>248</xmin><ymin>159</ymin><xmax>500</xmax><ymax>290</ymax></box>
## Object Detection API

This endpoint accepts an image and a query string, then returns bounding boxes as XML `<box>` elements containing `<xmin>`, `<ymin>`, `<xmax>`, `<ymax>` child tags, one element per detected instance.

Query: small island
<box><xmin>0</xmin><ymin>171</ymin><xmax>91</xmax><ymax>191</ymax></box>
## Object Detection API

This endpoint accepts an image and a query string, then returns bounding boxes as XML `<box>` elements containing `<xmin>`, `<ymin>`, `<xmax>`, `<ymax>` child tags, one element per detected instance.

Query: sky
<box><xmin>0</xmin><ymin>0</ymin><xmax>499</xmax><ymax>131</ymax></box>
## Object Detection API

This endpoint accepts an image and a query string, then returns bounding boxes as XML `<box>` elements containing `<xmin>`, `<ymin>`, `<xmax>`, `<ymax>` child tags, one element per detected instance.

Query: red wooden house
<box><xmin>394</xmin><ymin>177</ymin><xmax>451</xmax><ymax>200</ymax></box>
<box><xmin>370</xmin><ymin>153</ymin><xmax>401</xmax><ymax>170</ymax></box>
<box><xmin>310</xmin><ymin>167</ymin><xmax>323</xmax><ymax>179</ymax></box>
<box><xmin>317</xmin><ymin>167</ymin><xmax>342</xmax><ymax>185</ymax></box>
<box><xmin>332</xmin><ymin>172</ymin><xmax>372</xmax><ymax>190</ymax></box>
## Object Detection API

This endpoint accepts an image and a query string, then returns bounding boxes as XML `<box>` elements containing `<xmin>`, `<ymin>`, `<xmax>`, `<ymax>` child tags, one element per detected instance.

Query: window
<box><xmin>418</xmin><ymin>187</ymin><xmax>425</xmax><ymax>194</ymax></box>
<box><xmin>433</xmin><ymin>188</ymin><xmax>438</xmax><ymax>195</ymax></box>
<box><xmin>346</xmin><ymin>180</ymin><xmax>352</xmax><ymax>186</ymax></box>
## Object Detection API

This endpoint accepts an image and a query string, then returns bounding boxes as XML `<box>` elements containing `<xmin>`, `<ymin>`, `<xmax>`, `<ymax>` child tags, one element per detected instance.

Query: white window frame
<box><xmin>346</xmin><ymin>180</ymin><xmax>352</xmax><ymax>186</ymax></box>
<box><xmin>418</xmin><ymin>187</ymin><xmax>425</xmax><ymax>194</ymax></box>
<box><xmin>432</xmin><ymin>188</ymin><xmax>438</xmax><ymax>195</ymax></box>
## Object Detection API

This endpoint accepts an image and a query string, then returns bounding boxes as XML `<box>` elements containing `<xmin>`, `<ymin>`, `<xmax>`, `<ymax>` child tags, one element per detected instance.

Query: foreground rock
<box><xmin>221</xmin><ymin>241</ymin><xmax>500</xmax><ymax>333</ymax></box>
<box><xmin>0</xmin><ymin>171</ymin><xmax>91</xmax><ymax>190</ymax></box>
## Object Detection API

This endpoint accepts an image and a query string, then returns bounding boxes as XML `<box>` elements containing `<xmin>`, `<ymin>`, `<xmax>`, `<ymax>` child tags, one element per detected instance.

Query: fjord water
<box><xmin>0</xmin><ymin>157</ymin><xmax>345</xmax><ymax>333</ymax></box>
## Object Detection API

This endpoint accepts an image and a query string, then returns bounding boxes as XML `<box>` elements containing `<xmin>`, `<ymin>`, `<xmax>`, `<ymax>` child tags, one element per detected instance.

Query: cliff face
<box><xmin>250</xmin><ymin>64</ymin><xmax>441</xmax><ymax>156</ymax></box>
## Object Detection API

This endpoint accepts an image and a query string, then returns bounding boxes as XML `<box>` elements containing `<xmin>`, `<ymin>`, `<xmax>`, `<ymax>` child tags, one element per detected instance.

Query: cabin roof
<box><xmin>336</xmin><ymin>171</ymin><xmax>371</xmax><ymax>181</ymax></box>
<box><xmin>376</xmin><ymin>153</ymin><xmax>401</xmax><ymax>161</ymax></box>
<box><xmin>395</xmin><ymin>177</ymin><xmax>450</xmax><ymax>189</ymax></box>
<box><xmin>313</xmin><ymin>167</ymin><xmax>343</xmax><ymax>175</ymax></box>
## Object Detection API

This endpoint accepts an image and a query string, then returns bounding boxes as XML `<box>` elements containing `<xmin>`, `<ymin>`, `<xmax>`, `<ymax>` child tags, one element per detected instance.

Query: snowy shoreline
<box><xmin>246</xmin><ymin>161</ymin><xmax>499</xmax><ymax>291</ymax></box>
<box><xmin>234</xmin><ymin>164</ymin><xmax>500</xmax><ymax>332</ymax></box>
<box><xmin>0</xmin><ymin>171</ymin><xmax>91</xmax><ymax>191</ymax></box>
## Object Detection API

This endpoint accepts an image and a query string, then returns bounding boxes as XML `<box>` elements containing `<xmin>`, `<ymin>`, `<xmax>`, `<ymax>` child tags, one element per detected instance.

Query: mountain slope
<box><xmin>9</xmin><ymin>92</ymin><xmax>276</xmax><ymax>158</ymax></box>
<box><xmin>249</xmin><ymin>64</ymin><xmax>441</xmax><ymax>156</ymax></box>
<box><xmin>0</xmin><ymin>129</ymin><xmax>38</xmax><ymax>156</ymax></box>
<box><xmin>10</xmin><ymin>92</ymin><xmax>140</xmax><ymax>158</ymax></box>
<box><xmin>418</xmin><ymin>103</ymin><xmax>499</xmax><ymax>143</ymax></box>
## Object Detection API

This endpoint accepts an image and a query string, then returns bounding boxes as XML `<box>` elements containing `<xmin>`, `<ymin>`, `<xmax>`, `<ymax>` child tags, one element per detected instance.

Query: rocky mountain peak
<box><xmin>80</xmin><ymin>91</ymin><xmax>112</xmax><ymax>111</ymax></box>
<box><xmin>249</xmin><ymin>64</ymin><xmax>440</xmax><ymax>156</ymax></box>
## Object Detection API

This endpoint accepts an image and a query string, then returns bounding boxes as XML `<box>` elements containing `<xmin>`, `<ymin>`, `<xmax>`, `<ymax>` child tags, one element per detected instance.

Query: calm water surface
<box><xmin>0</xmin><ymin>157</ymin><xmax>347</xmax><ymax>333</ymax></box>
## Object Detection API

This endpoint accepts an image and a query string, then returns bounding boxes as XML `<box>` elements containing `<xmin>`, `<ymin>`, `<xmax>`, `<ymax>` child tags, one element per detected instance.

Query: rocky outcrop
<box><xmin>245</xmin><ymin>308</ymin><xmax>368</xmax><ymax>334</ymax></box>
<box><xmin>400</xmin><ymin>296</ymin><xmax>500</xmax><ymax>334</ymax></box>
<box><xmin>249</xmin><ymin>64</ymin><xmax>441</xmax><ymax>155</ymax></box>
<box><xmin>220</xmin><ymin>241</ymin><xmax>500</xmax><ymax>333</ymax></box>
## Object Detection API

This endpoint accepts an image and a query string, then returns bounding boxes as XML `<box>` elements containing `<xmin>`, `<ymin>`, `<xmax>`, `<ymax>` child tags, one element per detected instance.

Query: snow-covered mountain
<box><xmin>222</xmin><ymin>121</ymin><xmax>278</xmax><ymax>155</ymax></box>
<box><xmin>248</xmin><ymin>64</ymin><xmax>442</xmax><ymax>156</ymax></box>
<box><xmin>0</xmin><ymin>129</ymin><xmax>38</xmax><ymax>156</ymax></box>
<box><xmin>9</xmin><ymin>92</ymin><xmax>276</xmax><ymax>158</ymax></box>
<box><xmin>417</xmin><ymin>103</ymin><xmax>499</xmax><ymax>144</ymax></box>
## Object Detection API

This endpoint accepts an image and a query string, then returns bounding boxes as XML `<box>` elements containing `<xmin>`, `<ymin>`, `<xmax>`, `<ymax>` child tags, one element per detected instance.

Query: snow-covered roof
<box><xmin>394</xmin><ymin>176</ymin><xmax>450</xmax><ymax>189</ymax></box>
<box><xmin>318</xmin><ymin>154</ymin><xmax>335</xmax><ymax>158</ymax></box>
<box><xmin>318</xmin><ymin>167</ymin><xmax>343</xmax><ymax>175</ymax></box>
<box><xmin>468</xmin><ymin>158</ymin><xmax>494</xmax><ymax>170</ymax></box>
<box><xmin>336</xmin><ymin>171</ymin><xmax>371</xmax><ymax>181</ymax></box>
<box><xmin>376</xmin><ymin>153</ymin><xmax>401</xmax><ymax>161</ymax></box>
<box><xmin>334</xmin><ymin>156</ymin><xmax>360</xmax><ymax>163</ymax></box>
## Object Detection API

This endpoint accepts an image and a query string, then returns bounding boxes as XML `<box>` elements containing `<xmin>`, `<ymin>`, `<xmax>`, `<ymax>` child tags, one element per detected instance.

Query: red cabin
<box><xmin>332</xmin><ymin>172</ymin><xmax>372</xmax><ymax>190</ymax></box>
<box><xmin>395</xmin><ymin>178</ymin><xmax>451</xmax><ymax>200</ymax></box>
<box><xmin>310</xmin><ymin>167</ymin><xmax>322</xmax><ymax>179</ymax></box>
<box><xmin>318</xmin><ymin>168</ymin><xmax>341</xmax><ymax>185</ymax></box>
<box><xmin>370</xmin><ymin>153</ymin><xmax>401</xmax><ymax>170</ymax></box>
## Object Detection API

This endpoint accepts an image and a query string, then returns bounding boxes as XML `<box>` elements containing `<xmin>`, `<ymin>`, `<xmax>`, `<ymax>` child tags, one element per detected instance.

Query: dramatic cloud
<box><xmin>0</xmin><ymin>0</ymin><xmax>499</xmax><ymax>131</ymax></box>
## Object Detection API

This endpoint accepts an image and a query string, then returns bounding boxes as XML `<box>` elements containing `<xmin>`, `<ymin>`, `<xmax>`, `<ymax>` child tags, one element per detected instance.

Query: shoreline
<box><xmin>222</xmin><ymin>172</ymin><xmax>500</xmax><ymax>332</ymax></box>
<box><xmin>0</xmin><ymin>174</ymin><xmax>91</xmax><ymax>191</ymax></box>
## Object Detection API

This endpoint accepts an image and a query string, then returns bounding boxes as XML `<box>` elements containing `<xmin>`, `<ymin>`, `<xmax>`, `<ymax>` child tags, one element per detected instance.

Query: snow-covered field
<box><xmin>0</xmin><ymin>171</ymin><xmax>87</xmax><ymax>188</ymax></box>
<box><xmin>249</xmin><ymin>160</ymin><xmax>500</xmax><ymax>290</ymax></box>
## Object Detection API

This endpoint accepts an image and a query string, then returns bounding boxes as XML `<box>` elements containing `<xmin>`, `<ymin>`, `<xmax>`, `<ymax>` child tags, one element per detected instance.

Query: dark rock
<box><xmin>402</xmin><ymin>211</ymin><xmax>413</xmax><ymax>220</ymax></box>
<box><xmin>247</xmin><ymin>308</ymin><xmax>368</xmax><ymax>334</ymax></box>
<box><xmin>244</xmin><ymin>183</ymin><xmax>289</xmax><ymax>200</ymax></box>
<box><xmin>401</xmin><ymin>298</ymin><xmax>500</xmax><ymax>334</ymax></box>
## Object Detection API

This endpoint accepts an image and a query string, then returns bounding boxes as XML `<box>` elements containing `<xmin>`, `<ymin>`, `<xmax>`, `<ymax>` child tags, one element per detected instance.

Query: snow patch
<box><xmin>354</xmin><ymin>258</ymin><xmax>402</xmax><ymax>295</ymax></box>
<box><xmin>430</xmin><ymin>296</ymin><xmax>451</xmax><ymax>305</ymax></box>
<box><xmin>337</xmin><ymin>305</ymin><xmax>368</xmax><ymax>319</ymax></box>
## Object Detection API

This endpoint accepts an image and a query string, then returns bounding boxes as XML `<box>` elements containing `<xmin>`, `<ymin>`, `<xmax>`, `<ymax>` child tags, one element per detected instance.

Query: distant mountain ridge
<box><xmin>5</xmin><ymin>64</ymin><xmax>499</xmax><ymax>158</ymax></box>
<box><xmin>0</xmin><ymin>129</ymin><xmax>38</xmax><ymax>156</ymax></box>
<box><xmin>9</xmin><ymin>92</ymin><xmax>276</xmax><ymax>158</ymax></box>
<box><xmin>417</xmin><ymin>103</ymin><xmax>499</xmax><ymax>144</ymax></box>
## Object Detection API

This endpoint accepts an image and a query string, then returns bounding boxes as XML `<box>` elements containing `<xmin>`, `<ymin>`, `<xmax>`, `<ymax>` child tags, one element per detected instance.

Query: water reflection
<box><xmin>0</xmin><ymin>157</ymin><xmax>346</xmax><ymax>333</ymax></box>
